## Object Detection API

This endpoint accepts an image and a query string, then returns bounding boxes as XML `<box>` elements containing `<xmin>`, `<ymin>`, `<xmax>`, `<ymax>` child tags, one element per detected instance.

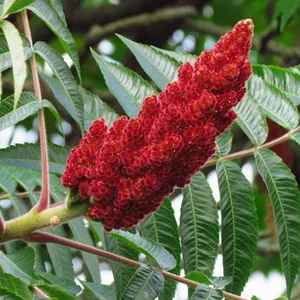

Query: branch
<box><xmin>205</xmin><ymin>125</ymin><xmax>300</xmax><ymax>167</ymax></box>
<box><xmin>28</xmin><ymin>231</ymin><xmax>249</xmax><ymax>300</ymax></box>
<box><xmin>80</xmin><ymin>5</ymin><xmax>196</xmax><ymax>64</ymax></box>
<box><xmin>0</xmin><ymin>202</ymin><xmax>89</xmax><ymax>243</ymax></box>
<box><xmin>185</xmin><ymin>19</ymin><xmax>300</xmax><ymax>63</ymax></box>
<box><xmin>22</xmin><ymin>10</ymin><xmax>50</xmax><ymax>212</ymax></box>
<box><xmin>86</xmin><ymin>6</ymin><xmax>196</xmax><ymax>46</ymax></box>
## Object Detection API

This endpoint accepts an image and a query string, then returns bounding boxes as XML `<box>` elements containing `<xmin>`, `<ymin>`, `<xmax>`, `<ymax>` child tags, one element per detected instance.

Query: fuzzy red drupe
<box><xmin>62</xmin><ymin>19</ymin><xmax>254</xmax><ymax>231</ymax></box>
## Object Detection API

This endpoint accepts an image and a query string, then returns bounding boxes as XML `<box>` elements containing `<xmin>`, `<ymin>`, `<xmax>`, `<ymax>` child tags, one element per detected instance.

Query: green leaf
<box><xmin>140</xmin><ymin>198</ymin><xmax>181</xmax><ymax>300</ymax></box>
<box><xmin>117</xmin><ymin>34</ymin><xmax>180</xmax><ymax>90</ymax></box>
<box><xmin>152</xmin><ymin>46</ymin><xmax>197</xmax><ymax>64</ymax></box>
<box><xmin>185</xmin><ymin>271</ymin><xmax>212</xmax><ymax>285</ymax></box>
<box><xmin>79</xmin><ymin>86</ymin><xmax>119</xmax><ymax>129</ymax></box>
<box><xmin>0</xmin><ymin>20</ymin><xmax>26</xmax><ymax>109</ymax></box>
<box><xmin>185</xmin><ymin>271</ymin><xmax>232</xmax><ymax>290</ymax></box>
<box><xmin>98</xmin><ymin>226</ymin><xmax>139</xmax><ymax>299</ymax></box>
<box><xmin>28</xmin><ymin>0</ymin><xmax>81</xmax><ymax>81</ymax></box>
<box><xmin>37</xmin><ymin>284</ymin><xmax>76</xmax><ymax>300</ymax></box>
<box><xmin>0</xmin><ymin>92</ymin><xmax>60</xmax><ymax>132</ymax></box>
<box><xmin>234</xmin><ymin>92</ymin><xmax>268</xmax><ymax>146</ymax></box>
<box><xmin>68</xmin><ymin>219</ymin><xmax>101</xmax><ymax>283</ymax></box>
<box><xmin>0</xmin><ymin>165</ymin><xmax>37</xmax><ymax>191</ymax></box>
<box><xmin>253</xmin><ymin>64</ymin><xmax>300</xmax><ymax>106</ymax></box>
<box><xmin>0</xmin><ymin>143</ymin><xmax>70</xmax><ymax>174</ymax></box>
<box><xmin>80</xmin><ymin>281</ymin><xmax>116</xmax><ymax>300</ymax></box>
<box><xmin>290</xmin><ymin>131</ymin><xmax>300</xmax><ymax>145</ymax></box>
<box><xmin>121</xmin><ymin>266</ymin><xmax>164</xmax><ymax>300</ymax></box>
<box><xmin>110</xmin><ymin>229</ymin><xmax>176</xmax><ymax>270</ymax></box>
<box><xmin>34</xmin><ymin>42</ymin><xmax>84</xmax><ymax>132</ymax></box>
<box><xmin>0</xmin><ymin>34</ymin><xmax>32</xmax><ymax>72</ymax></box>
<box><xmin>190</xmin><ymin>285</ymin><xmax>223</xmax><ymax>300</ymax></box>
<box><xmin>181</xmin><ymin>172</ymin><xmax>219</xmax><ymax>277</ymax></box>
<box><xmin>217</xmin><ymin>160</ymin><xmax>257</xmax><ymax>295</ymax></box>
<box><xmin>272</xmin><ymin>0</ymin><xmax>300</xmax><ymax>31</ymax></box>
<box><xmin>49</xmin><ymin>0</ymin><xmax>67</xmax><ymax>26</ymax></box>
<box><xmin>37</xmin><ymin>272</ymin><xmax>81</xmax><ymax>295</ymax></box>
<box><xmin>215</xmin><ymin>129</ymin><xmax>232</xmax><ymax>157</ymax></box>
<box><xmin>248</xmin><ymin>74</ymin><xmax>299</xmax><ymax>130</ymax></box>
<box><xmin>91</xmin><ymin>49</ymin><xmax>157</xmax><ymax>118</ymax></box>
<box><xmin>254</xmin><ymin>149</ymin><xmax>300</xmax><ymax>298</ymax></box>
<box><xmin>0</xmin><ymin>271</ymin><xmax>32</xmax><ymax>300</ymax></box>
<box><xmin>1</xmin><ymin>0</ymin><xmax>35</xmax><ymax>16</ymax></box>
<box><xmin>45</xmin><ymin>228</ymin><xmax>75</xmax><ymax>279</ymax></box>
<box><xmin>0</xmin><ymin>247</ymin><xmax>35</xmax><ymax>284</ymax></box>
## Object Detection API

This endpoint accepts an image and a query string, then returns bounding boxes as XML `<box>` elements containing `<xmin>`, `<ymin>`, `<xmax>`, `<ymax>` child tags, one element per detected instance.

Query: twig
<box><xmin>22</xmin><ymin>10</ymin><xmax>50</xmax><ymax>212</ymax></box>
<box><xmin>28</xmin><ymin>231</ymin><xmax>249</xmax><ymax>300</ymax></box>
<box><xmin>0</xmin><ymin>192</ymin><xmax>29</xmax><ymax>201</ymax></box>
<box><xmin>205</xmin><ymin>125</ymin><xmax>300</xmax><ymax>167</ymax></box>
<box><xmin>1</xmin><ymin>202</ymin><xmax>89</xmax><ymax>243</ymax></box>
<box><xmin>80</xmin><ymin>5</ymin><xmax>196</xmax><ymax>63</ymax></box>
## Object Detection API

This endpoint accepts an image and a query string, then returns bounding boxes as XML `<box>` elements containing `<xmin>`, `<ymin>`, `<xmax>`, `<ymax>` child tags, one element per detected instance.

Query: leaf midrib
<box><xmin>220</xmin><ymin>161</ymin><xmax>237</xmax><ymax>290</ymax></box>
<box><xmin>256</xmin><ymin>151</ymin><xmax>291</xmax><ymax>283</ymax></box>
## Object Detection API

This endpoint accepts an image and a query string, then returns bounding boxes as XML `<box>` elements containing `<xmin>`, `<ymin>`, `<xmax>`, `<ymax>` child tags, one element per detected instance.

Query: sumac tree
<box><xmin>0</xmin><ymin>1</ymin><xmax>299</xmax><ymax>300</ymax></box>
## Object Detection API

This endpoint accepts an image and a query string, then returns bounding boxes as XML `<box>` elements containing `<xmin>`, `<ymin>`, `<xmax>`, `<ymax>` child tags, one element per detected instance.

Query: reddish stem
<box><xmin>22</xmin><ymin>10</ymin><xmax>50</xmax><ymax>211</ymax></box>
<box><xmin>33</xmin><ymin>286</ymin><xmax>48</xmax><ymax>299</ymax></box>
<box><xmin>206</xmin><ymin>125</ymin><xmax>300</xmax><ymax>166</ymax></box>
<box><xmin>28</xmin><ymin>232</ymin><xmax>248</xmax><ymax>300</ymax></box>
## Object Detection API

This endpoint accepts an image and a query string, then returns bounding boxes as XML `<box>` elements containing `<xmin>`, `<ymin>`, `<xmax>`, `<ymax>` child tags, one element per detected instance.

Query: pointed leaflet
<box><xmin>0</xmin><ymin>20</ymin><xmax>26</xmax><ymax>109</ymax></box>
<box><xmin>37</xmin><ymin>272</ymin><xmax>81</xmax><ymax>295</ymax></box>
<box><xmin>36</xmin><ymin>284</ymin><xmax>76</xmax><ymax>300</ymax></box>
<box><xmin>68</xmin><ymin>219</ymin><xmax>101</xmax><ymax>283</ymax></box>
<box><xmin>190</xmin><ymin>285</ymin><xmax>223</xmax><ymax>300</ymax></box>
<box><xmin>181</xmin><ymin>172</ymin><xmax>219</xmax><ymax>277</ymax></box>
<box><xmin>0</xmin><ymin>34</ymin><xmax>32</xmax><ymax>72</ymax></box>
<box><xmin>79</xmin><ymin>86</ymin><xmax>119</xmax><ymax>130</ymax></box>
<box><xmin>0</xmin><ymin>168</ymin><xmax>28</xmax><ymax>215</ymax></box>
<box><xmin>28</xmin><ymin>0</ymin><xmax>81</xmax><ymax>81</ymax></box>
<box><xmin>234</xmin><ymin>92</ymin><xmax>268</xmax><ymax>145</ymax></box>
<box><xmin>254</xmin><ymin>149</ymin><xmax>300</xmax><ymax>298</ymax></box>
<box><xmin>121</xmin><ymin>266</ymin><xmax>164</xmax><ymax>300</ymax></box>
<box><xmin>253</xmin><ymin>64</ymin><xmax>300</xmax><ymax>106</ymax></box>
<box><xmin>272</xmin><ymin>0</ymin><xmax>300</xmax><ymax>31</ymax></box>
<box><xmin>0</xmin><ymin>272</ymin><xmax>32</xmax><ymax>300</ymax></box>
<box><xmin>0</xmin><ymin>143</ymin><xmax>70</xmax><ymax>174</ymax></box>
<box><xmin>0</xmin><ymin>92</ymin><xmax>62</xmax><ymax>132</ymax></box>
<box><xmin>91</xmin><ymin>49</ymin><xmax>157</xmax><ymax>118</ymax></box>
<box><xmin>109</xmin><ymin>229</ymin><xmax>176</xmax><ymax>270</ymax></box>
<box><xmin>98</xmin><ymin>226</ymin><xmax>139</xmax><ymax>299</ymax></box>
<box><xmin>1</xmin><ymin>0</ymin><xmax>35</xmax><ymax>16</ymax></box>
<box><xmin>290</xmin><ymin>131</ymin><xmax>300</xmax><ymax>145</ymax></box>
<box><xmin>1</xmin><ymin>165</ymin><xmax>37</xmax><ymax>191</ymax></box>
<box><xmin>80</xmin><ymin>281</ymin><xmax>116</xmax><ymax>300</ymax></box>
<box><xmin>140</xmin><ymin>198</ymin><xmax>181</xmax><ymax>300</ymax></box>
<box><xmin>152</xmin><ymin>46</ymin><xmax>197</xmax><ymax>64</ymax></box>
<box><xmin>34</xmin><ymin>42</ymin><xmax>84</xmax><ymax>132</ymax></box>
<box><xmin>117</xmin><ymin>34</ymin><xmax>180</xmax><ymax>90</ymax></box>
<box><xmin>215</xmin><ymin>129</ymin><xmax>232</xmax><ymax>157</ymax></box>
<box><xmin>49</xmin><ymin>0</ymin><xmax>67</xmax><ymax>26</ymax></box>
<box><xmin>0</xmin><ymin>247</ymin><xmax>35</xmax><ymax>284</ymax></box>
<box><xmin>248</xmin><ymin>74</ymin><xmax>299</xmax><ymax>130</ymax></box>
<box><xmin>217</xmin><ymin>160</ymin><xmax>257</xmax><ymax>295</ymax></box>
